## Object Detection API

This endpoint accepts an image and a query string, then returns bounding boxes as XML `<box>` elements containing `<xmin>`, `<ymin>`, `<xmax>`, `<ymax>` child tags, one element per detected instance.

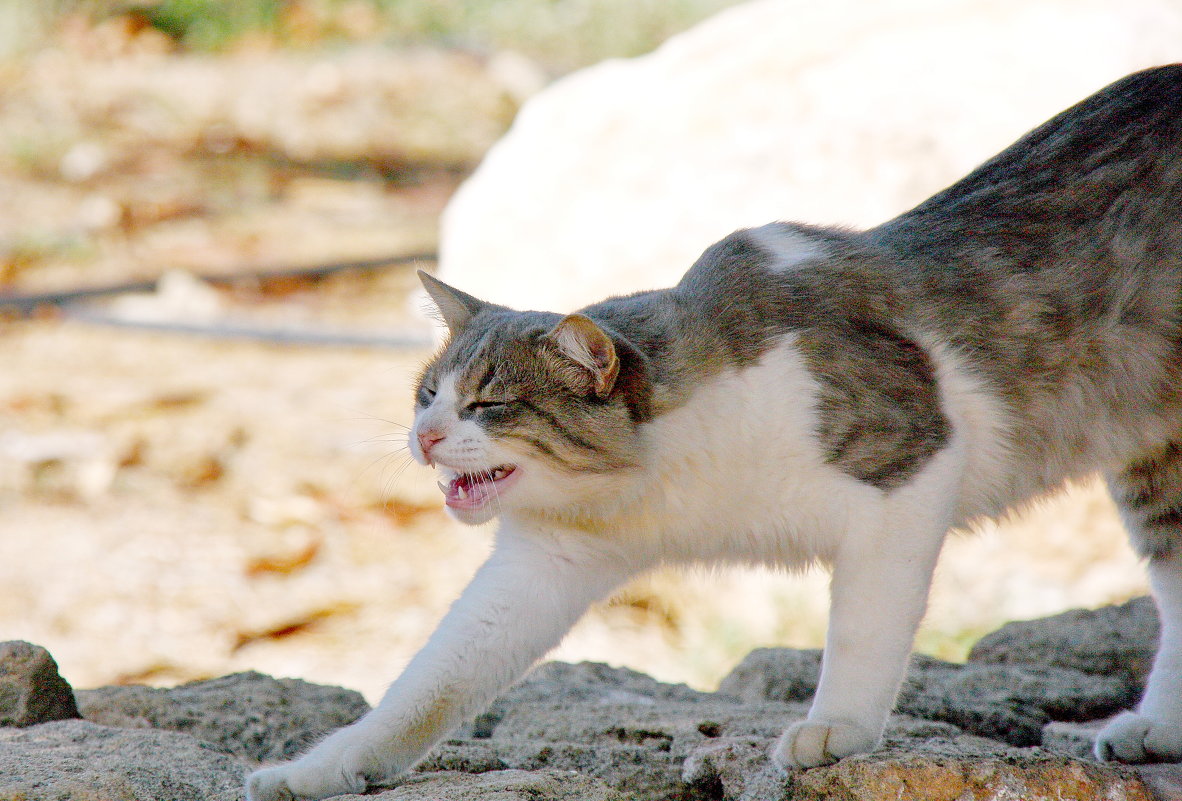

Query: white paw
<box><xmin>246</xmin><ymin>730</ymin><xmax>378</xmax><ymax>801</ymax></box>
<box><xmin>772</xmin><ymin>718</ymin><xmax>881</xmax><ymax>769</ymax></box>
<box><xmin>1095</xmin><ymin>711</ymin><xmax>1182</xmax><ymax>764</ymax></box>
<box><xmin>246</xmin><ymin>761</ymin><xmax>367</xmax><ymax>801</ymax></box>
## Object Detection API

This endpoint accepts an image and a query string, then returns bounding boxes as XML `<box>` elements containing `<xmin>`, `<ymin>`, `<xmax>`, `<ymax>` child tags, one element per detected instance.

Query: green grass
<box><xmin>369</xmin><ymin>0</ymin><xmax>745</xmax><ymax>71</ymax></box>
<box><xmin>3</xmin><ymin>0</ymin><xmax>744</xmax><ymax>71</ymax></box>
<box><xmin>140</xmin><ymin>0</ymin><xmax>283</xmax><ymax>51</ymax></box>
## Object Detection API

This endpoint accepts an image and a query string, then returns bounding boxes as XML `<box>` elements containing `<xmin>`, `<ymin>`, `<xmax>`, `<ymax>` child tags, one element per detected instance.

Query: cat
<box><xmin>248</xmin><ymin>64</ymin><xmax>1182</xmax><ymax>800</ymax></box>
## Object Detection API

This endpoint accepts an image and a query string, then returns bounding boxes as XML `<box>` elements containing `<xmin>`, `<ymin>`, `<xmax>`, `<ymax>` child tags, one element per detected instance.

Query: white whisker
<box><xmin>379</xmin><ymin>455</ymin><xmax>418</xmax><ymax>500</ymax></box>
<box><xmin>480</xmin><ymin>467</ymin><xmax>502</xmax><ymax>514</ymax></box>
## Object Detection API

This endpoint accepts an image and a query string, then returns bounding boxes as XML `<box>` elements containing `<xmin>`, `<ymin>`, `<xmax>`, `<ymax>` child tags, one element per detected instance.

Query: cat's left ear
<box><xmin>546</xmin><ymin>314</ymin><xmax>620</xmax><ymax>399</ymax></box>
<box><xmin>418</xmin><ymin>270</ymin><xmax>488</xmax><ymax>334</ymax></box>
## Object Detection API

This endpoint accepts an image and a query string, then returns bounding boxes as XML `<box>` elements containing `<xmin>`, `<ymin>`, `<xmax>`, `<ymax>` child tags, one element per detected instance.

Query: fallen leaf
<box><xmin>245</xmin><ymin>538</ymin><xmax>322</xmax><ymax>577</ymax></box>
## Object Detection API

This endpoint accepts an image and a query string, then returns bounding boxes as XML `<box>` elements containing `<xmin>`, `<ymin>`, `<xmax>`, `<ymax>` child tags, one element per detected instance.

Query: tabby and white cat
<box><xmin>248</xmin><ymin>65</ymin><xmax>1182</xmax><ymax>800</ymax></box>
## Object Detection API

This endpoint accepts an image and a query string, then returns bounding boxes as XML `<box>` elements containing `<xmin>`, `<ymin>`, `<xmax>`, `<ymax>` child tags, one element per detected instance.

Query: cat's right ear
<box><xmin>545</xmin><ymin>313</ymin><xmax>620</xmax><ymax>399</ymax></box>
<box><xmin>418</xmin><ymin>271</ymin><xmax>488</xmax><ymax>334</ymax></box>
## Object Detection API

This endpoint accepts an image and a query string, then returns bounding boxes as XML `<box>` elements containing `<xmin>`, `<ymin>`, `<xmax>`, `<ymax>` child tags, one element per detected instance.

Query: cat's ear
<box><xmin>546</xmin><ymin>314</ymin><xmax>620</xmax><ymax>399</ymax></box>
<box><xmin>418</xmin><ymin>270</ymin><xmax>488</xmax><ymax>333</ymax></box>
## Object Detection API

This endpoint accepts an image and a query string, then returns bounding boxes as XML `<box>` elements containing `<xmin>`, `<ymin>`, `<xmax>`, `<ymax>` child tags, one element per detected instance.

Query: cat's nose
<box><xmin>417</xmin><ymin>430</ymin><xmax>446</xmax><ymax>462</ymax></box>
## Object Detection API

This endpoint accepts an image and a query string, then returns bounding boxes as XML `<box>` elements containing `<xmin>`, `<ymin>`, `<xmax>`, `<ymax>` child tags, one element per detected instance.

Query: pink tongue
<box><xmin>446</xmin><ymin>474</ymin><xmax>489</xmax><ymax>509</ymax></box>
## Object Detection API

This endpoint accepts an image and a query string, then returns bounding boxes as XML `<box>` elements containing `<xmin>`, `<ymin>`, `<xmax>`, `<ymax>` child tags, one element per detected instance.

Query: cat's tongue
<box><xmin>440</xmin><ymin>466</ymin><xmax>517</xmax><ymax>510</ymax></box>
<box><xmin>443</xmin><ymin>473</ymin><xmax>491</xmax><ymax>510</ymax></box>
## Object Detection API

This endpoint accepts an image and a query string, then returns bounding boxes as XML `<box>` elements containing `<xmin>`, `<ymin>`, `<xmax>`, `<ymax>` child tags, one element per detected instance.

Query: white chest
<box><xmin>618</xmin><ymin>341</ymin><xmax>881</xmax><ymax>566</ymax></box>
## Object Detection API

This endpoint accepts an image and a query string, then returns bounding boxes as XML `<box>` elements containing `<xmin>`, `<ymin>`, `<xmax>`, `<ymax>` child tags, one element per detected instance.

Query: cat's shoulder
<box><xmin>676</xmin><ymin>222</ymin><xmax>895</xmax><ymax>298</ymax></box>
<box><xmin>682</xmin><ymin>222</ymin><xmax>834</xmax><ymax>286</ymax></box>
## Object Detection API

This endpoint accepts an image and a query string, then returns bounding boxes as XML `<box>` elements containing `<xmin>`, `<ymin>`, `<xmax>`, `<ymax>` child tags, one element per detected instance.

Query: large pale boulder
<box><xmin>438</xmin><ymin>0</ymin><xmax>1182</xmax><ymax>312</ymax></box>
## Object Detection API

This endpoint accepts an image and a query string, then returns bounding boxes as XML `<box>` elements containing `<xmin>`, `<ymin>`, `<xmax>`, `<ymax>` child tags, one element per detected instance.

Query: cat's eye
<box><xmin>417</xmin><ymin>385</ymin><xmax>437</xmax><ymax>406</ymax></box>
<box><xmin>467</xmin><ymin>400</ymin><xmax>507</xmax><ymax>411</ymax></box>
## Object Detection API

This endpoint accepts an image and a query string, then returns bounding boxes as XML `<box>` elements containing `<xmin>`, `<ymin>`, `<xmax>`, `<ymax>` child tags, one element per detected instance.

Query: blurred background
<box><xmin>0</xmin><ymin>0</ymin><xmax>1171</xmax><ymax>702</ymax></box>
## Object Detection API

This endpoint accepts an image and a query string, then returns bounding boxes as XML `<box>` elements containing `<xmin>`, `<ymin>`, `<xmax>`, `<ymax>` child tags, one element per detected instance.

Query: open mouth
<box><xmin>438</xmin><ymin>464</ymin><xmax>519</xmax><ymax>511</ymax></box>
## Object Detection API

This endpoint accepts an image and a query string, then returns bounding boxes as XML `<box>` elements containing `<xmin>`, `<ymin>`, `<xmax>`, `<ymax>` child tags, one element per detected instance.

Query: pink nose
<box><xmin>417</xmin><ymin>430</ymin><xmax>445</xmax><ymax>460</ymax></box>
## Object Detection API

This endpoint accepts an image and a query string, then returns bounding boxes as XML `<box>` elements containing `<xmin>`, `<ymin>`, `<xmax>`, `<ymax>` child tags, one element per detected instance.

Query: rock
<box><xmin>76</xmin><ymin>670</ymin><xmax>369</xmax><ymax>762</ymax></box>
<box><xmin>1134</xmin><ymin>763</ymin><xmax>1182</xmax><ymax>801</ymax></box>
<box><xmin>680</xmin><ymin>726</ymin><xmax>1152</xmax><ymax>801</ymax></box>
<box><xmin>482</xmin><ymin>695</ymin><xmax>758</xmax><ymax>800</ymax></box>
<box><xmin>441</xmin><ymin>660</ymin><xmax>807</xmax><ymax>801</ymax></box>
<box><xmin>1042</xmin><ymin>719</ymin><xmax>1104</xmax><ymax>759</ymax></box>
<box><xmin>716</xmin><ymin>647</ymin><xmax>822</xmax><ymax>703</ymax></box>
<box><xmin>783</xmin><ymin>737</ymin><xmax>1153</xmax><ymax>801</ymax></box>
<box><xmin>438</xmin><ymin>0</ymin><xmax>1182</xmax><ymax>313</ymax></box>
<box><xmin>0</xmin><ymin>640</ymin><xmax>80</xmax><ymax>727</ymax></box>
<box><xmin>0</xmin><ymin>718</ymin><xmax>246</xmax><ymax>801</ymax></box>
<box><xmin>502</xmin><ymin>659</ymin><xmax>712</xmax><ymax>705</ymax></box>
<box><xmin>366</xmin><ymin>769</ymin><xmax>618</xmax><ymax>801</ymax></box>
<box><xmin>681</xmin><ymin>735</ymin><xmax>771</xmax><ymax>799</ymax></box>
<box><xmin>718</xmin><ymin>732</ymin><xmax>1153</xmax><ymax>801</ymax></box>
<box><xmin>718</xmin><ymin>647</ymin><xmax>1134</xmax><ymax>747</ymax></box>
<box><xmin>8</xmin><ymin>613</ymin><xmax>1172</xmax><ymax>801</ymax></box>
<box><xmin>967</xmin><ymin>596</ymin><xmax>1158</xmax><ymax>685</ymax></box>
<box><xmin>465</xmin><ymin>660</ymin><xmax>713</xmax><ymax>743</ymax></box>
<box><xmin>896</xmin><ymin>655</ymin><xmax>1136</xmax><ymax>747</ymax></box>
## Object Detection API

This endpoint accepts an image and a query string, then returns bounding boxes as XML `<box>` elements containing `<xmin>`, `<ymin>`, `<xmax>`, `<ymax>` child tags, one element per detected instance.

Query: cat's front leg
<box><xmin>246</xmin><ymin>526</ymin><xmax>636</xmax><ymax>801</ymax></box>
<box><xmin>774</xmin><ymin>480</ymin><xmax>953</xmax><ymax>769</ymax></box>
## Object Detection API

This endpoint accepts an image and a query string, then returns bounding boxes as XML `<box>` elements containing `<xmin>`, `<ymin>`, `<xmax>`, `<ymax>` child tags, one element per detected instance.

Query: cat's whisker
<box><xmin>357</xmin><ymin>431</ymin><xmax>414</xmax><ymax>448</ymax></box>
<box><xmin>379</xmin><ymin>455</ymin><xmax>418</xmax><ymax>500</ymax></box>
<box><xmin>356</xmin><ymin>448</ymin><xmax>418</xmax><ymax>500</ymax></box>
<box><xmin>358</xmin><ymin>415</ymin><xmax>412</xmax><ymax>431</ymax></box>
<box><xmin>480</xmin><ymin>467</ymin><xmax>503</xmax><ymax>514</ymax></box>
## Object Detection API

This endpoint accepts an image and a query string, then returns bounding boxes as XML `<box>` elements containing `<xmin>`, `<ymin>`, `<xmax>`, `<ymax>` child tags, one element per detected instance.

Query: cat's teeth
<box><xmin>437</xmin><ymin>481</ymin><xmax>448</xmax><ymax>494</ymax></box>
<box><xmin>456</xmin><ymin>485</ymin><xmax>469</xmax><ymax>500</ymax></box>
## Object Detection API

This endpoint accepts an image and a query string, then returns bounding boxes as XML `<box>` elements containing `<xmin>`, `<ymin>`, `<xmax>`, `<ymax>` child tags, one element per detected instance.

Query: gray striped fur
<box><xmin>419</xmin><ymin>64</ymin><xmax>1182</xmax><ymax>513</ymax></box>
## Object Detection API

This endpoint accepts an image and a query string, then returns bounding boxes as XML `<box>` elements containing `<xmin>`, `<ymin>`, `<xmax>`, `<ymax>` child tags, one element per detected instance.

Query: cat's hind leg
<box><xmin>1096</xmin><ymin>444</ymin><xmax>1182</xmax><ymax>763</ymax></box>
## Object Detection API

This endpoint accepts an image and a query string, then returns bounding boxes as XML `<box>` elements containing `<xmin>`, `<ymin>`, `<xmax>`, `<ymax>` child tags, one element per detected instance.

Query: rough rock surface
<box><xmin>4</xmin><ymin>597</ymin><xmax>1181</xmax><ymax>800</ymax></box>
<box><xmin>76</xmin><ymin>670</ymin><xmax>370</xmax><ymax>762</ymax></box>
<box><xmin>359</xmin><ymin>770</ymin><xmax>618</xmax><ymax>801</ymax></box>
<box><xmin>438</xmin><ymin>0</ymin><xmax>1182</xmax><ymax>313</ymax></box>
<box><xmin>969</xmin><ymin>595</ymin><xmax>1159</xmax><ymax>683</ymax></box>
<box><xmin>716</xmin><ymin>647</ymin><xmax>822</xmax><ymax>703</ymax></box>
<box><xmin>0</xmin><ymin>640</ymin><xmax>80</xmax><ymax>727</ymax></box>
<box><xmin>719</xmin><ymin>649</ymin><xmax>1138</xmax><ymax>747</ymax></box>
<box><xmin>0</xmin><ymin>719</ymin><xmax>246</xmax><ymax>801</ymax></box>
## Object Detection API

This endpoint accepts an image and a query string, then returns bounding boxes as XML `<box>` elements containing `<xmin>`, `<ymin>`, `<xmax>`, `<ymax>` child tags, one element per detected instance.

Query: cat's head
<box><xmin>410</xmin><ymin>272</ymin><xmax>649</xmax><ymax>525</ymax></box>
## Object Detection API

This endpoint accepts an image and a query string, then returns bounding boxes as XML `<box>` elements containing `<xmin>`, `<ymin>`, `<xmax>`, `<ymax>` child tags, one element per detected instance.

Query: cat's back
<box><xmin>644</xmin><ymin>66</ymin><xmax>1182</xmax><ymax>501</ymax></box>
<box><xmin>875</xmin><ymin>64</ymin><xmax>1182</xmax><ymax>280</ymax></box>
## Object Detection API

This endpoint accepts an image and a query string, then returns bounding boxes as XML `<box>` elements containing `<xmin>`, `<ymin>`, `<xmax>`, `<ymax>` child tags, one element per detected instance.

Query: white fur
<box><xmin>1096</xmin><ymin>550</ymin><xmax>1182</xmax><ymax>762</ymax></box>
<box><xmin>921</xmin><ymin>339</ymin><xmax>1013</xmax><ymax>525</ymax></box>
<box><xmin>409</xmin><ymin>373</ymin><xmax>462</xmax><ymax>465</ymax></box>
<box><xmin>747</xmin><ymin>223</ymin><xmax>826</xmax><ymax>273</ymax></box>
<box><xmin>410</xmin><ymin>374</ymin><xmax>525</xmax><ymax>525</ymax></box>
<box><xmin>246</xmin><ymin>336</ymin><xmax>1043</xmax><ymax>799</ymax></box>
<box><xmin>777</xmin><ymin>441</ymin><xmax>964</xmax><ymax>767</ymax></box>
<box><xmin>583</xmin><ymin>339</ymin><xmax>867</xmax><ymax>567</ymax></box>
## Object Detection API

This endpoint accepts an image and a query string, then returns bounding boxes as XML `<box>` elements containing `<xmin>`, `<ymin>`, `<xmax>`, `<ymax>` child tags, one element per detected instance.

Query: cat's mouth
<box><xmin>438</xmin><ymin>464</ymin><xmax>520</xmax><ymax>511</ymax></box>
